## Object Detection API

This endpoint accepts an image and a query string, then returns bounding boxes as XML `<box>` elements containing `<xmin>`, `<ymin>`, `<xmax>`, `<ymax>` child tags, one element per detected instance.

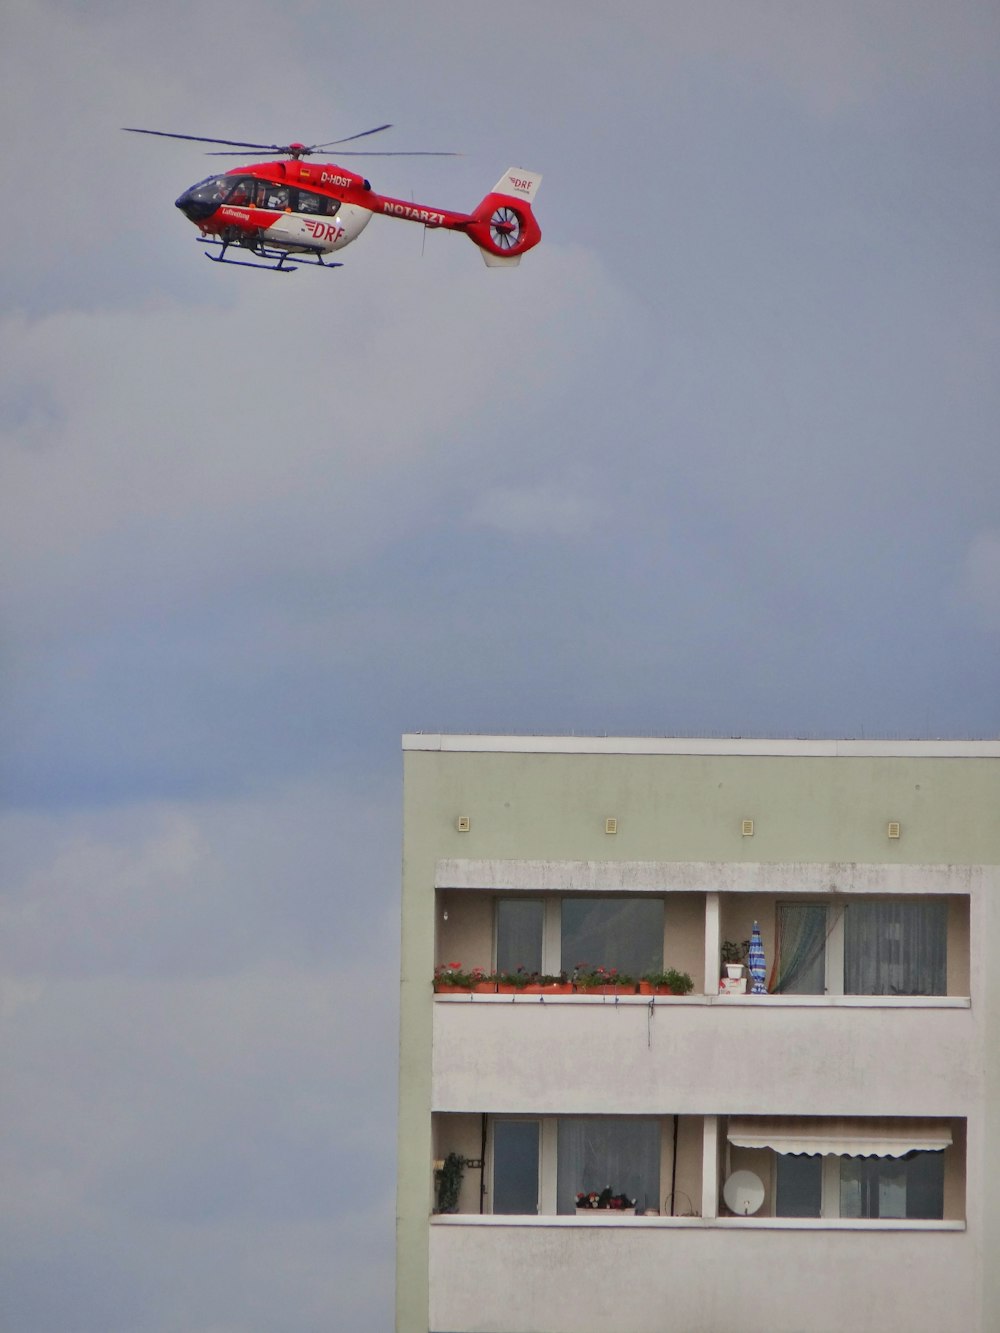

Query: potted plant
<box><xmin>522</xmin><ymin>972</ymin><xmax>573</xmax><ymax>995</ymax></box>
<box><xmin>434</xmin><ymin>963</ymin><xmax>495</xmax><ymax>993</ymax></box>
<box><xmin>639</xmin><ymin>967</ymin><xmax>694</xmax><ymax>996</ymax></box>
<box><xmin>575</xmin><ymin>1187</ymin><xmax>637</xmax><ymax>1215</ymax></box>
<box><xmin>496</xmin><ymin>967</ymin><xmax>533</xmax><ymax>994</ymax></box>
<box><xmin>572</xmin><ymin>965</ymin><xmax>636</xmax><ymax>995</ymax></box>
<box><xmin>434</xmin><ymin>1152</ymin><xmax>465</xmax><ymax>1213</ymax></box>
<box><xmin>720</xmin><ymin>939</ymin><xmax>750</xmax><ymax>980</ymax></box>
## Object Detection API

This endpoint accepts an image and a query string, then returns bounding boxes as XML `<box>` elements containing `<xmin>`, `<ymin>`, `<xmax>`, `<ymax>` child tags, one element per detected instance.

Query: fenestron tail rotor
<box><xmin>489</xmin><ymin>206</ymin><xmax>521</xmax><ymax>250</ymax></box>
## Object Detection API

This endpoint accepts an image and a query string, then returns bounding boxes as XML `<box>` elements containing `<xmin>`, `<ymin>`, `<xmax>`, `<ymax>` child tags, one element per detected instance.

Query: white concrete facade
<box><xmin>397</xmin><ymin>737</ymin><xmax>1000</xmax><ymax>1333</ymax></box>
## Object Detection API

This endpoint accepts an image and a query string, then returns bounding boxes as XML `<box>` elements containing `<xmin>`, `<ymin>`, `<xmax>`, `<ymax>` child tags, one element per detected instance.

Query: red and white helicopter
<box><xmin>124</xmin><ymin>124</ymin><xmax>542</xmax><ymax>273</ymax></box>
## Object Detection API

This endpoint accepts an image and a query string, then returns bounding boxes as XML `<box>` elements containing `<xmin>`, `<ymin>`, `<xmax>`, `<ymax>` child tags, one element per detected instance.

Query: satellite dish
<box><xmin>723</xmin><ymin>1170</ymin><xmax>765</xmax><ymax>1216</ymax></box>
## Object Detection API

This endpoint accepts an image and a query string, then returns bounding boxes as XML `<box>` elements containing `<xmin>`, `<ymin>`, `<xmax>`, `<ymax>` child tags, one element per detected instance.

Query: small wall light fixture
<box><xmin>741</xmin><ymin>819</ymin><xmax>755</xmax><ymax>837</ymax></box>
<box><xmin>887</xmin><ymin>821</ymin><xmax>901</xmax><ymax>839</ymax></box>
<box><xmin>456</xmin><ymin>816</ymin><xmax>470</xmax><ymax>832</ymax></box>
<box><xmin>605</xmin><ymin>817</ymin><xmax>618</xmax><ymax>835</ymax></box>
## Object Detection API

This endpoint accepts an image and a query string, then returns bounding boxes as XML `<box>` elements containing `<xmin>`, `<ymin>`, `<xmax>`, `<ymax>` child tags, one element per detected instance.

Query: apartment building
<box><xmin>396</xmin><ymin>735</ymin><xmax>1000</xmax><ymax>1333</ymax></box>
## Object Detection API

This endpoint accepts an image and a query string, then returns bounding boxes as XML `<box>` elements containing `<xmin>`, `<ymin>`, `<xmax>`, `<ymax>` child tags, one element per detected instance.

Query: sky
<box><xmin>2</xmin><ymin>2</ymin><xmax>999</xmax><ymax>1329</ymax></box>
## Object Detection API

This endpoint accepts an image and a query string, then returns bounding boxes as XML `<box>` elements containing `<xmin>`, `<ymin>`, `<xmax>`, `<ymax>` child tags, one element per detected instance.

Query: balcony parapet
<box><xmin>431</xmin><ymin>1213</ymin><xmax>966</xmax><ymax>1232</ymax></box>
<box><xmin>432</xmin><ymin>992</ymin><xmax>978</xmax><ymax>1115</ymax></box>
<box><xmin>432</xmin><ymin>992</ymin><xmax>971</xmax><ymax>1009</ymax></box>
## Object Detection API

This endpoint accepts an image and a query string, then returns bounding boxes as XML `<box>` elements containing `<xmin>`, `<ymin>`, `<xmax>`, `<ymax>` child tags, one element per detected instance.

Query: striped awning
<box><xmin>727</xmin><ymin>1117</ymin><xmax>952</xmax><ymax>1158</ymax></box>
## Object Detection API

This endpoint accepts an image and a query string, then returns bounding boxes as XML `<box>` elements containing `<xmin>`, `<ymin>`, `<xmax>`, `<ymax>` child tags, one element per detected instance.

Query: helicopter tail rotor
<box><xmin>466</xmin><ymin>168</ymin><xmax>542</xmax><ymax>267</ymax></box>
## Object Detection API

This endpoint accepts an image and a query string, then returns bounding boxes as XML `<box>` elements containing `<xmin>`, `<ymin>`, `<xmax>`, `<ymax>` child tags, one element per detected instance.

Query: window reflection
<box><xmin>561</xmin><ymin>898</ymin><xmax>663</xmax><ymax>978</ymax></box>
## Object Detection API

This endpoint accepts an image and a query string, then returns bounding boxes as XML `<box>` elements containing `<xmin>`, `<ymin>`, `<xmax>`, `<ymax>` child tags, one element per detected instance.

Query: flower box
<box><xmin>434</xmin><ymin>963</ymin><xmax>492</xmax><ymax>992</ymax></box>
<box><xmin>575</xmin><ymin>983</ymin><xmax>636</xmax><ymax>996</ymax></box>
<box><xmin>575</xmin><ymin>1205</ymin><xmax>638</xmax><ymax>1216</ymax></box>
<box><xmin>522</xmin><ymin>983</ymin><xmax>573</xmax><ymax>995</ymax></box>
<box><xmin>435</xmin><ymin>980</ymin><xmax>496</xmax><ymax>993</ymax></box>
<box><xmin>638</xmin><ymin>981</ymin><xmax>674</xmax><ymax>996</ymax></box>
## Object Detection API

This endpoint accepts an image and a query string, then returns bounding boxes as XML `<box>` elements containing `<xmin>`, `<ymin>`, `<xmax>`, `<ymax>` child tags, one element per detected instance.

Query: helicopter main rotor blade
<box><xmin>201</xmin><ymin>149</ymin><xmax>460</xmax><ymax>158</ymax></box>
<box><xmin>310</xmin><ymin>124</ymin><xmax>394</xmax><ymax>148</ymax></box>
<box><xmin>122</xmin><ymin>127</ymin><xmax>288</xmax><ymax>151</ymax></box>
<box><xmin>124</xmin><ymin>126</ymin><xmax>458</xmax><ymax>159</ymax></box>
<box><xmin>319</xmin><ymin>150</ymin><xmax>461</xmax><ymax>157</ymax></box>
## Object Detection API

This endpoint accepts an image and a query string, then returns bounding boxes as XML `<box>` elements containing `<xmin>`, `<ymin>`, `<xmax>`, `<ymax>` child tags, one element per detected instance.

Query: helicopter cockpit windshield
<box><xmin>175</xmin><ymin>175</ymin><xmax>246</xmax><ymax>221</ymax></box>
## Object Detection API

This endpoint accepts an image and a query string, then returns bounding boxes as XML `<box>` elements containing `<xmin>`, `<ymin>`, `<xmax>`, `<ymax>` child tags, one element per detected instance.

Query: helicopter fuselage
<box><xmin>173</xmin><ymin>158</ymin><xmax>541</xmax><ymax>268</ymax></box>
<box><xmin>176</xmin><ymin>160</ymin><xmax>472</xmax><ymax>258</ymax></box>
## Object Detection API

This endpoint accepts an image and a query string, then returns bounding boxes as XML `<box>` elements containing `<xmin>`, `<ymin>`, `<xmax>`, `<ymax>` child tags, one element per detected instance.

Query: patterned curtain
<box><xmin>773</xmin><ymin>904</ymin><xmax>831</xmax><ymax>994</ymax></box>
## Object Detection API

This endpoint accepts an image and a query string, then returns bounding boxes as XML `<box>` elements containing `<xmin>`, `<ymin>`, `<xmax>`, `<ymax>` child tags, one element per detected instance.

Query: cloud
<box><xmin>468</xmin><ymin>480</ymin><xmax>602</xmax><ymax>537</ymax></box>
<box><xmin>0</xmin><ymin>967</ymin><xmax>397</xmax><ymax>1332</ymax></box>
<box><xmin>0</xmin><ymin>776</ymin><xmax>400</xmax><ymax>1331</ymax></box>
<box><xmin>0</xmin><ymin>777</ymin><xmax>400</xmax><ymax>978</ymax></box>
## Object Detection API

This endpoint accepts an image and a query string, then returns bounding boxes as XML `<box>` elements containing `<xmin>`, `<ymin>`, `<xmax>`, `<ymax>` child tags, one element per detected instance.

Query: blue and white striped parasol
<box><xmin>748</xmin><ymin>920</ymin><xmax>767</xmax><ymax>994</ymax></box>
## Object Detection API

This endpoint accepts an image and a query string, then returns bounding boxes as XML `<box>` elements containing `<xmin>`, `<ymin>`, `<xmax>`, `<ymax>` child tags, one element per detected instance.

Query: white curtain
<box><xmin>844</xmin><ymin>899</ymin><xmax>947</xmax><ymax>995</ymax></box>
<box><xmin>556</xmin><ymin>1117</ymin><xmax>660</xmax><ymax>1214</ymax></box>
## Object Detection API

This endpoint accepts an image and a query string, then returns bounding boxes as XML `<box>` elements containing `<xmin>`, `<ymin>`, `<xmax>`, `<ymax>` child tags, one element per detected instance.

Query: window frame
<box><xmin>775</xmin><ymin>896</ymin><xmax>950</xmax><ymax>997</ymax></box>
<box><xmin>488</xmin><ymin>1115</ymin><xmax>663</xmax><ymax>1217</ymax></box>
<box><xmin>493</xmin><ymin>894</ymin><xmax>665</xmax><ymax>979</ymax></box>
<box><xmin>769</xmin><ymin>1149</ymin><xmax>947</xmax><ymax>1220</ymax></box>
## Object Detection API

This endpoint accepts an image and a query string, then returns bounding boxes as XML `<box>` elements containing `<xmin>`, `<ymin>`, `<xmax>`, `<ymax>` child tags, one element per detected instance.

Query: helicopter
<box><xmin>123</xmin><ymin>124</ymin><xmax>542</xmax><ymax>272</ymax></box>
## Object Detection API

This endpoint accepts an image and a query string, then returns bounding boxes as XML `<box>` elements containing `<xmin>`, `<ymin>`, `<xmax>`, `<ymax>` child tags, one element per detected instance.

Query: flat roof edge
<box><xmin>402</xmin><ymin>734</ymin><xmax>1000</xmax><ymax>758</ymax></box>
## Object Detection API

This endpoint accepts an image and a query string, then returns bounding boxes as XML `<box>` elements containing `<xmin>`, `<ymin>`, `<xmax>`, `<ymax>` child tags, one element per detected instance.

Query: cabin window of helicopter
<box><xmin>294</xmin><ymin>189</ymin><xmax>341</xmax><ymax>215</ymax></box>
<box><xmin>261</xmin><ymin>184</ymin><xmax>290</xmax><ymax>210</ymax></box>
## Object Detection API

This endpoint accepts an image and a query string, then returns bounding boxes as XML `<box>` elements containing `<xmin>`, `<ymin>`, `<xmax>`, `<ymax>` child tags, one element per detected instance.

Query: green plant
<box><xmin>496</xmin><ymin>967</ymin><xmax>532</xmax><ymax>988</ymax></box>
<box><xmin>720</xmin><ymin>939</ymin><xmax>749</xmax><ymax>966</ymax></box>
<box><xmin>572</xmin><ymin>964</ymin><xmax>635</xmax><ymax>990</ymax></box>
<box><xmin>641</xmin><ymin>968</ymin><xmax>694</xmax><ymax>994</ymax></box>
<box><xmin>435</xmin><ymin>1152</ymin><xmax>465</xmax><ymax>1213</ymax></box>
<box><xmin>434</xmin><ymin>962</ymin><xmax>488</xmax><ymax>987</ymax></box>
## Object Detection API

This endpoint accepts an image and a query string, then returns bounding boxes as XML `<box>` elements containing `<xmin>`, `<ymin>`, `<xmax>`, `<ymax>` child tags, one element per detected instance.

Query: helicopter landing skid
<box><xmin>197</xmin><ymin>238</ymin><xmax>343</xmax><ymax>273</ymax></box>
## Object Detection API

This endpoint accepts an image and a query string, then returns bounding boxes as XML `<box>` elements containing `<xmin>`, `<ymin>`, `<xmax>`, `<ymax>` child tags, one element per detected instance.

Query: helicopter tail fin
<box><xmin>467</xmin><ymin>168</ymin><xmax>542</xmax><ymax>267</ymax></box>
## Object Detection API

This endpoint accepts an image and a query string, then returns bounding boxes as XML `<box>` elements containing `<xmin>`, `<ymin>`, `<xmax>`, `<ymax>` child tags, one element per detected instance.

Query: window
<box><xmin>561</xmin><ymin>897</ymin><xmax>663</xmax><ymax>978</ymax></box>
<box><xmin>773</xmin><ymin>903</ymin><xmax>829</xmax><ymax>994</ymax></box>
<box><xmin>775</xmin><ymin>899</ymin><xmax>948</xmax><ymax>995</ymax></box>
<box><xmin>775</xmin><ymin>1154</ymin><xmax>822</xmax><ymax>1217</ymax></box>
<box><xmin>774</xmin><ymin>1151</ymin><xmax>945</xmax><ymax>1220</ymax></box>
<box><xmin>730</xmin><ymin>1117</ymin><xmax>954</xmax><ymax>1222</ymax></box>
<box><xmin>257</xmin><ymin>183</ymin><xmax>290</xmax><ymax>210</ymax></box>
<box><xmin>840</xmin><ymin>1152</ymin><xmax>944</xmax><ymax>1219</ymax></box>
<box><xmin>492</xmin><ymin>1120</ymin><xmax>539</xmax><ymax>1215</ymax></box>
<box><xmin>295</xmin><ymin>188</ymin><xmax>340</xmax><ymax>215</ymax></box>
<box><xmin>494</xmin><ymin>896</ymin><xmax>664</xmax><ymax>977</ymax></box>
<box><xmin>844</xmin><ymin>900</ymin><xmax>946</xmax><ymax>995</ymax></box>
<box><xmin>488</xmin><ymin>1116</ymin><xmax>662</xmax><ymax>1215</ymax></box>
<box><xmin>495</xmin><ymin>898</ymin><xmax>544</xmax><ymax>974</ymax></box>
<box><xmin>556</xmin><ymin>1117</ymin><xmax>660</xmax><ymax>1214</ymax></box>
